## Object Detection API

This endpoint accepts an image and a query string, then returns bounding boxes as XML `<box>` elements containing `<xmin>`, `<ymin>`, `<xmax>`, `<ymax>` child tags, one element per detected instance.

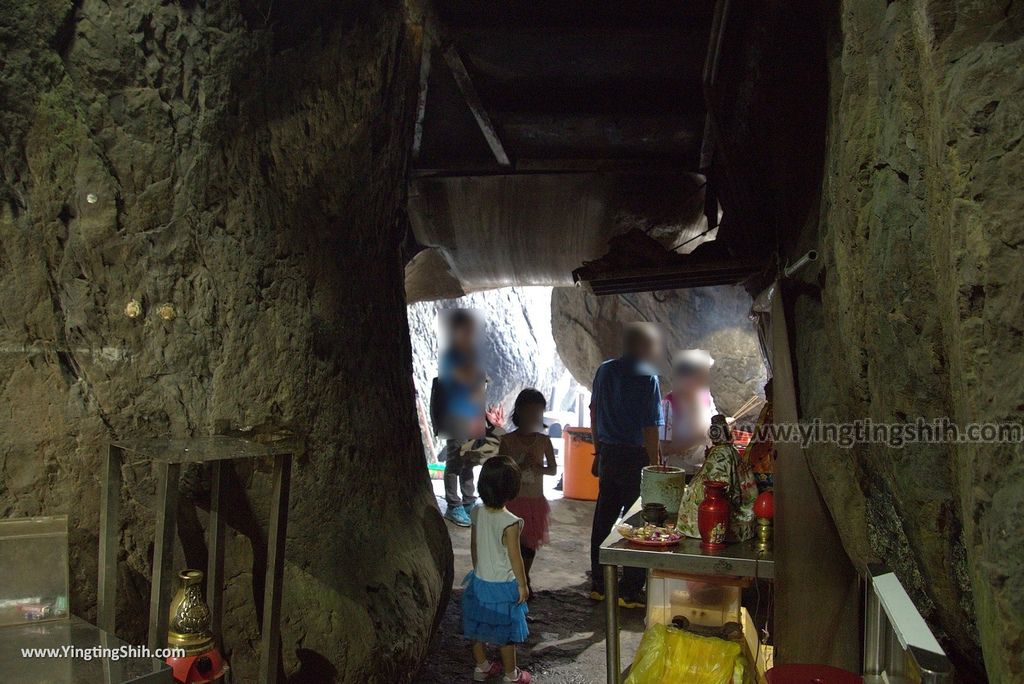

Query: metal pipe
<box><xmin>887</xmin><ymin>625</ymin><xmax>907</xmax><ymax>677</ymax></box>
<box><xmin>259</xmin><ymin>453</ymin><xmax>293</xmax><ymax>684</ymax></box>
<box><xmin>148</xmin><ymin>461</ymin><xmax>181</xmax><ymax>651</ymax></box>
<box><xmin>97</xmin><ymin>445</ymin><xmax>122</xmax><ymax>634</ymax></box>
<box><xmin>604</xmin><ymin>564</ymin><xmax>620</xmax><ymax>684</ymax></box>
<box><xmin>863</xmin><ymin>575</ymin><xmax>885</xmax><ymax>674</ymax></box>
<box><xmin>783</xmin><ymin>249</ymin><xmax>818</xmax><ymax>277</ymax></box>
<box><xmin>702</xmin><ymin>0</ymin><xmax>732</xmax><ymax>90</ymax></box>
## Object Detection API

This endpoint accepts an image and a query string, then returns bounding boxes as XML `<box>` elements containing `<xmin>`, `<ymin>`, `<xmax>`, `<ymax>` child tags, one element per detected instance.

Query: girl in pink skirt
<box><xmin>499</xmin><ymin>389</ymin><xmax>557</xmax><ymax>597</ymax></box>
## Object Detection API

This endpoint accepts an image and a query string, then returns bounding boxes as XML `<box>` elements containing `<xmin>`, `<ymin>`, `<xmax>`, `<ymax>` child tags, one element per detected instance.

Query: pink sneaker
<box><xmin>473</xmin><ymin>661</ymin><xmax>503</xmax><ymax>681</ymax></box>
<box><xmin>504</xmin><ymin>668</ymin><xmax>531</xmax><ymax>683</ymax></box>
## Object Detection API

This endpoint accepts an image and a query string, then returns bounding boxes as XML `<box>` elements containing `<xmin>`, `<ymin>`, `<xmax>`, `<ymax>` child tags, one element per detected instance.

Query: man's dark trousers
<box><xmin>443</xmin><ymin>438</ymin><xmax>476</xmax><ymax>508</ymax></box>
<box><xmin>590</xmin><ymin>443</ymin><xmax>648</xmax><ymax>597</ymax></box>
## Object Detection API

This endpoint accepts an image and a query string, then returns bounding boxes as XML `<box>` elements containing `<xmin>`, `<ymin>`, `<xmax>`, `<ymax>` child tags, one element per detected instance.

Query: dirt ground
<box><xmin>415</xmin><ymin>479</ymin><xmax>646</xmax><ymax>683</ymax></box>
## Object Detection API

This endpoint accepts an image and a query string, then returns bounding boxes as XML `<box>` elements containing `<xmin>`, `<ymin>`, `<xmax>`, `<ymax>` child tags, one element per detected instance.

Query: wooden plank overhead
<box><xmin>441</xmin><ymin>44</ymin><xmax>512</xmax><ymax>168</ymax></box>
<box><xmin>417</xmin><ymin>0</ymin><xmax>714</xmax><ymax>169</ymax></box>
<box><xmin>433</xmin><ymin>0</ymin><xmax>716</xmax><ymax>30</ymax></box>
<box><xmin>406</xmin><ymin>0</ymin><xmax>786</xmax><ymax>297</ymax></box>
<box><xmin>408</xmin><ymin>172</ymin><xmax>709</xmax><ymax>291</ymax></box>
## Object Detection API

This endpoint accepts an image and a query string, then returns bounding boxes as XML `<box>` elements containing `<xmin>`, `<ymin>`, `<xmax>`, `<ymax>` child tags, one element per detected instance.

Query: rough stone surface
<box><xmin>408</xmin><ymin>287</ymin><xmax>572</xmax><ymax>452</ymax></box>
<box><xmin>404</xmin><ymin>247</ymin><xmax>466</xmax><ymax>304</ymax></box>
<box><xmin>551</xmin><ymin>286</ymin><xmax>766</xmax><ymax>415</ymax></box>
<box><xmin>0</xmin><ymin>1</ymin><xmax>450</xmax><ymax>681</ymax></box>
<box><xmin>787</xmin><ymin>2</ymin><xmax>1024</xmax><ymax>679</ymax></box>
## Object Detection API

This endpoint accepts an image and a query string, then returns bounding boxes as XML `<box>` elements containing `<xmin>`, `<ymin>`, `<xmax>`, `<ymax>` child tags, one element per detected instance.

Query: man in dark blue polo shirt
<box><xmin>589</xmin><ymin>323</ymin><xmax>665</xmax><ymax>605</ymax></box>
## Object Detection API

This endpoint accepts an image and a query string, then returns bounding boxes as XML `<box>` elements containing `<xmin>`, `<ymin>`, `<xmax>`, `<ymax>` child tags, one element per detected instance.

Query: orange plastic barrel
<box><xmin>563</xmin><ymin>428</ymin><xmax>599</xmax><ymax>501</ymax></box>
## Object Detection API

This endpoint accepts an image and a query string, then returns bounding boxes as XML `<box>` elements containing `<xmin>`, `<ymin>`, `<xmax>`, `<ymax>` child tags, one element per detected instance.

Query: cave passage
<box><xmin>406</xmin><ymin>285</ymin><xmax>772</xmax><ymax>682</ymax></box>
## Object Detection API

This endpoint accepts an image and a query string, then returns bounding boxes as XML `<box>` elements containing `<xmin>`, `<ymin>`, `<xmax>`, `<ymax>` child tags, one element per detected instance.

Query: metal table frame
<box><xmin>98</xmin><ymin>436</ymin><xmax>296</xmax><ymax>684</ymax></box>
<box><xmin>598</xmin><ymin>500</ymin><xmax>774</xmax><ymax>684</ymax></box>
<box><xmin>599</xmin><ymin>507</ymin><xmax>955</xmax><ymax>683</ymax></box>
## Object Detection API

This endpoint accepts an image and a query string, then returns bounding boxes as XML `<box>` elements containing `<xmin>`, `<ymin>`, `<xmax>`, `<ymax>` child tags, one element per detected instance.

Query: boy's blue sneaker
<box><xmin>445</xmin><ymin>505</ymin><xmax>471</xmax><ymax>527</ymax></box>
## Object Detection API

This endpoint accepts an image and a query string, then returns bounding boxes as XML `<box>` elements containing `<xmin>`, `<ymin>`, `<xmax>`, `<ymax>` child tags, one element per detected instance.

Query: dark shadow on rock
<box><xmin>286</xmin><ymin>648</ymin><xmax>338</xmax><ymax>684</ymax></box>
<box><xmin>423</xmin><ymin>501</ymin><xmax>455</xmax><ymax>641</ymax></box>
<box><xmin>173</xmin><ymin>459</ymin><xmax>268</xmax><ymax>625</ymax></box>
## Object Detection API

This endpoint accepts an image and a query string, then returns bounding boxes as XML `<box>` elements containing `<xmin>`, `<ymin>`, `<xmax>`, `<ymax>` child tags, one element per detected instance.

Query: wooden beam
<box><xmin>442</xmin><ymin>44</ymin><xmax>512</xmax><ymax>168</ymax></box>
<box><xmin>574</xmin><ymin>259</ymin><xmax>761</xmax><ymax>295</ymax></box>
<box><xmin>412</xmin><ymin>159</ymin><xmax>694</xmax><ymax>177</ymax></box>
<box><xmin>513</xmin><ymin>158</ymin><xmax>689</xmax><ymax>173</ymax></box>
<box><xmin>449</xmin><ymin>27</ymin><xmax>710</xmax><ymax>86</ymax></box>
<box><xmin>770</xmin><ymin>284</ymin><xmax>861</xmax><ymax>670</ymax></box>
<box><xmin>470</xmin><ymin>81</ymin><xmax>706</xmax><ymax>117</ymax></box>
<box><xmin>434</xmin><ymin>0</ymin><xmax>716</xmax><ymax>31</ymax></box>
<box><xmin>702</xmin><ymin>0</ymin><xmax>731</xmax><ymax>91</ymax></box>
<box><xmin>700</xmin><ymin>0</ymin><xmax>760</xmax><ymax>247</ymax></box>
<box><xmin>498</xmin><ymin>113</ymin><xmax>699</xmax><ymax>160</ymax></box>
<box><xmin>412</xmin><ymin>30</ymin><xmax>433</xmax><ymax>161</ymax></box>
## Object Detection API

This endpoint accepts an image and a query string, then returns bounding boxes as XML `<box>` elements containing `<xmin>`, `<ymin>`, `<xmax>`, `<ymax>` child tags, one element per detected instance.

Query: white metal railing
<box><xmin>863</xmin><ymin>564</ymin><xmax>954</xmax><ymax>683</ymax></box>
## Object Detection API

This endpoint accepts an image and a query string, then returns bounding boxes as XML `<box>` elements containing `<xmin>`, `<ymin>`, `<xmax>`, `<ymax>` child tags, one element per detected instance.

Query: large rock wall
<box><xmin>788</xmin><ymin>2</ymin><xmax>1024</xmax><ymax>679</ymax></box>
<box><xmin>551</xmin><ymin>286</ymin><xmax>766</xmax><ymax>415</ymax></box>
<box><xmin>0</xmin><ymin>0</ymin><xmax>450</xmax><ymax>681</ymax></box>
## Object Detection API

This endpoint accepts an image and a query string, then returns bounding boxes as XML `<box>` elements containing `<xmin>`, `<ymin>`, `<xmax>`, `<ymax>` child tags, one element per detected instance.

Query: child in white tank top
<box><xmin>462</xmin><ymin>456</ymin><xmax>532</xmax><ymax>683</ymax></box>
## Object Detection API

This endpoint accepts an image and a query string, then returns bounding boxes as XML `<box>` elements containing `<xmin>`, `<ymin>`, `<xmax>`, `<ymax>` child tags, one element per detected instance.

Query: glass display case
<box><xmin>0</xmin><ymin>515</ymin><xmax>172</xmax><ymax>682</ymax></box>
<box><xmin>0</xmin><ymin>516</ymin><xmax>70</xmax><ymax>627</ymax></box>
<box><xmin>0</xmin><ymin>616</ymin><xmax>171</xmax><ymax>683</ymax></box>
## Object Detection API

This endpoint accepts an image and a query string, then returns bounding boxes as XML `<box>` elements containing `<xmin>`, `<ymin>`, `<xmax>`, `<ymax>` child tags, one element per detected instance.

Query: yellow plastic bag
<box><xmin>625</xmin><ymin>623</ymin><xmax>753</xmax><ymax>684</ymax></box>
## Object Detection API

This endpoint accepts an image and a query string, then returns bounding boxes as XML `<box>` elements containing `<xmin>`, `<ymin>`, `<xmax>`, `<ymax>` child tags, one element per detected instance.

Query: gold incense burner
<box><xmin>756</xmin><ymin>517</ymin><xmax>773</xmax><ymax>553</ymax></box>
<box><xmin>168</xmin><ymin>569</ymin><xmax>215</xmax><ymax>655</ymax></box>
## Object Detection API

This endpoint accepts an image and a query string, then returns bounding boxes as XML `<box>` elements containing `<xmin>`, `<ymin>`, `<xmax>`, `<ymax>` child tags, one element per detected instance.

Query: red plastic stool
<box><xmin>765</xmin><ymin>664</ymin><xmax>863</xmax><ymax>684</ymax></box>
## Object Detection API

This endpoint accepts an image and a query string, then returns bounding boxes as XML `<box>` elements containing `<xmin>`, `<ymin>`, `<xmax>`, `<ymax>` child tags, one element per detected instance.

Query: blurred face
<box><xmin>636</xmin><ymin>334</ymin><xmax>662</xmax><ymax>364</ymax></box>
<box><xmin>517</xmin><ymin>403</ymin><xmax>545</xmax><ymax>432</ymax></box>
<box><xmin>451</xmin><ymin>320</ymin><xmax>476</xmax><ymax>350</ymax></box>
<box><xmin>673</xmin><ymin>367</ymin><xmax>710</xmax><ymax>399</ymax></box>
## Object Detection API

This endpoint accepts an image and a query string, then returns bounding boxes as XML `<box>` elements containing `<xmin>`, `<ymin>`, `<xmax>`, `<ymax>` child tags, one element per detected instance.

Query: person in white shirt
<box><xmin>664</xmin><ymin>349</ymin><xmax>717</xmax><ymax>470</ymax></box>
<box><xmin>461</xmin><ymin>456</ymin><xmax>533</xmax><ymax>683</ymax></box>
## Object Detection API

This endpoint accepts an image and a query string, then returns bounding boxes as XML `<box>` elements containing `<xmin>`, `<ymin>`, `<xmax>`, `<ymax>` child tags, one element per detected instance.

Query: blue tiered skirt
<box><xmin>461</xmin><ymin>571</ymin><xmax>529</xmax><ymax>644</ymax></box>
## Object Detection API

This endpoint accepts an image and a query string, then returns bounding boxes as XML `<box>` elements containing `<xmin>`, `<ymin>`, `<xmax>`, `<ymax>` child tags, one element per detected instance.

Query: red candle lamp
<box><xmin>754</xmin><ymin>491</ymin><xmax>774</xmax><ymax>552</ymax></box>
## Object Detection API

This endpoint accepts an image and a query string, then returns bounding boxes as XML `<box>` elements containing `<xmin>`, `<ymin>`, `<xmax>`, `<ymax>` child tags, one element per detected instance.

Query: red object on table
<box><xmin>166</xmin><ymin>649</ymin><xmax>228</xmax><ymax>684</ymax></box>
<box><xmin>626</xmin><ymin>532</ymin><xmax>683</xmax><ymax>548</ymax></box>
<box><xmin>732</xmin><ymin>429</ymin><xmax>753</xmax><ymax>453</ymax></box>
<box><xmin>697</xmin><ymin>480</ymin><xmax>730</xmax><ymax>550</ymax></box>
<box><xmin>766</xmin><ymin>664</ymin><xmax>863</xmax><ymax>684</ymax></box>
<box><xmin>754</xmin><ymin>490</ymin><xmax>775</xmax><ymax>519</ymax></box>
